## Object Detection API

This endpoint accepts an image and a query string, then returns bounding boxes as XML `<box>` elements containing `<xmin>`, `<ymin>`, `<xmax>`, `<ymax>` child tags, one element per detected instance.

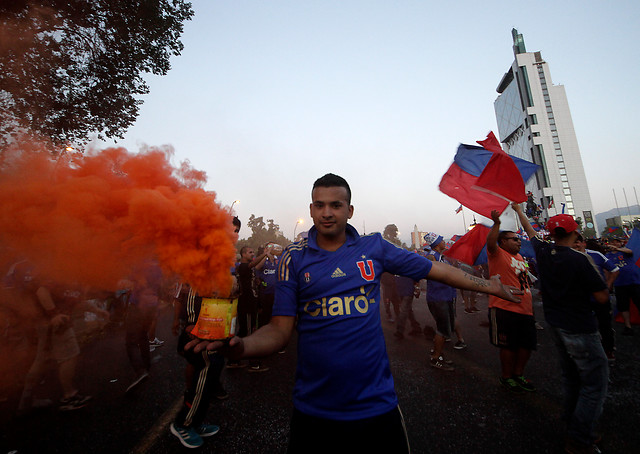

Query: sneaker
<box><xmin>247</xmin><ymin>365</ymin><xmax>269</xmax><ymax>373</ymax></box>
<box><xmin>512</xmin><ymin>375</ymin><xmax>536</xmax><ymax>392</ymax></box>
<box><xmin>149</xmin><ymin>345</ymin><xmax>156</xmax><ymax>352</ymax></box>
<box><xmin>565</xmin><ymin>436</ymin><xmax>601</xmax><ymax>454</ymax></box>
<box><xmin>278</xmin><ymin>349</ymin><xmax>286</xmax><ymax>354</ymax></box>
<box><xmin>454</xmin><ymin>340</ymin><xmax>468</xmax><ymax>350</ymax></box>
<box><xmin>59</xmin><ymin>393</ymin><xmax>92</xmax><ymax>411</ymax></box>
<box><xmin>464</xmin><ymin>308</ymin><xmax>474</xmax><ymax>314</ymax></box>
<box><xmin>170</xmin><ymin>423</ymin><xmax>203</xmax><ymax>448</ymax></box>
<box><xmin>196</xmin><ymin>423</ymin><xmax>220</xmax><ymax>437</ymax></box>
<box><xmin>126</xmin><ymin>371</ymin><xmax>149</xmax><ymax>393</ymax></box>
<box><xmin>430</xmin><ymin>356</ymin><xmax>455</xmax><ymax>371</ymax></box>
<box><xmin>226</xmin><ymin>361</ymin><xmax>247</xmax><ymax>369</ymax></box>
<box><xmin>215</xmin><ymin>388</ymin><xmax>229</xmax><ymax>401</ymax></box>
<box><xmin>32</xmin><ymin>398</ymin><xmax>53</xmax><ymax>409</ymax></box>
<box><xmin>499</xmin><ymin>377</ymin><xmax>523</xmax><ymax>393</ymax></box>
<box><xmin>394</xmin><ymin>331</ymin><xmax>404</xmax><ymax>340</ymax></box>
<box><xmin>149</xmin><ymin>337</ymin><xmax>164</xmax><ymax>347</ymax></box>
<box><xmin>606</xmin><ymin>351</ymin><xmax>616</xmax><ymax>364</ymax></box>
<box><xmin>429</xmin><ymin>350</ymin><xmax>453</xmax><ymax>364</ymax></box>
<box><xmin>535</xmin><ymin>322</ymin><xmax>544</xmax><ymax>330</ymax></box>
<box><xmin>622</xmin><ymin>326</ymin><xmax>634</xmax><ymax>336</ymax></box>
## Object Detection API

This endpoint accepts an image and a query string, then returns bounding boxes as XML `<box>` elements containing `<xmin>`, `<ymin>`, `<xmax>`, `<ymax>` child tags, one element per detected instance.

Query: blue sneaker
<box><xmin>197</xmin><ymin>423</ymin><xmax>220</xmax><ymax>437</ymax></box>
<box><xmin>170</xmin><ymin>423</ymin><xmax>203</xmax><ymax>448</ymax></box>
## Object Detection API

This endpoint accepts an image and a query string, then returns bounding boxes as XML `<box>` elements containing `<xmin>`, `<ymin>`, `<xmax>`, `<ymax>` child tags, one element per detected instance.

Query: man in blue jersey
<box><xmin>188</xmin><ymin>173</ymin><xmax>521</xmax><ymax>453</ymax></box>
<box><xmin>605</xmin><ymin>235</ymin><xmax>640</xmax><ymax>336</ymax></box>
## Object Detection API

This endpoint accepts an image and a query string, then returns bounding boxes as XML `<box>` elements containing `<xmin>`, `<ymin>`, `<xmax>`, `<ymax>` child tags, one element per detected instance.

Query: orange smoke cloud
<box><xmin>0</xmin><ymin>143</ymin><xmax>236</xmax><ymax>295</ymax></box>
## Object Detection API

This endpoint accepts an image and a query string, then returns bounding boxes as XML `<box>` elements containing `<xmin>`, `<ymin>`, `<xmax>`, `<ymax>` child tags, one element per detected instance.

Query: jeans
<box><xmin>395</xmin><ymin>295</ymin><xmax>421</xmax><ymax>334</ymax></box>
<box><xmin>549</xmin><ymin>327</ymin><xmax>609</xmax><ymax>445</ymax></box>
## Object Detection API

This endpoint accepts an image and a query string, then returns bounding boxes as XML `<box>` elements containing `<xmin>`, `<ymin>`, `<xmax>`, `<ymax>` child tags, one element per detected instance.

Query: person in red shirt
<box><xmin>487</xmin><ymin>204</ymin><xmax>536</xmax><ymax>393</ymax></box>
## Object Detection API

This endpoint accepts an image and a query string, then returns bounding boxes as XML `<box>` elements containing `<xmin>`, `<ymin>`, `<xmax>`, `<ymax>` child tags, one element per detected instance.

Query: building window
<box><xmin>562</xmin><ymin>182</ymin><xmax>570</xmax><ymax>188</ymax></box>
<box><xmin>565</xmin><ymin>195</ymin><xmax>572</xmax><ymax>201</ymax></box>
<box><xmin>561</xmin><ymin>175</ymin><xmax>568</xmax><ymax>182</ymax></box>
<box><xmin>564</xmin><ymin>189</ymin><xmax>571</xmax><ymax>195</ymax></box>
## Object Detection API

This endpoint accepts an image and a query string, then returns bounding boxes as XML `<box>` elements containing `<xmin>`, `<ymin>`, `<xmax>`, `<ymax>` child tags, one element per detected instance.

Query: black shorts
<box><xmin>614</xmin><ymin>284</ymin><xmax>640</xmax><ymax>312</ymax></box>
<box><xmin>288</xmin><ymin>406</ymin><xmax>410</xmax><ymax>454</ymax></box>
<box><xmin>488</xmin><ymin>307</ymin><xmax>537</xmax><ymax>351</ymax></box>
<box><xmin>427</xmin><ymin>299</ymin><xmax>455</xmax><ymax>338</ymax></box>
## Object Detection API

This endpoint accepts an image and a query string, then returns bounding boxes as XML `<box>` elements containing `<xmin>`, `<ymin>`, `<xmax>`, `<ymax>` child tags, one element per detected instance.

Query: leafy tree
<box><xmin>0</xmin><ymin>0</ymin><xmax>194</xmax><ymax>150</ymax></box>
<box><xmin>383</xmin><ymin>224</ymin><xmax>401</xmax><ymax>246</ymax></box>
<box><xmin>237</xmin><ymin>215</ymin><xmax>288</xmax><ymax>252</ymax></box>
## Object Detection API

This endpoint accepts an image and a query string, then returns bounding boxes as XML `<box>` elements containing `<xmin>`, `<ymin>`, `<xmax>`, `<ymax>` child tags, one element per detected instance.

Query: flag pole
<box><xmin>461</xmin><ymin>208</ymin><xmax>467</xmax><ymax>232</ymax></box>
<box><xmin>623</xmin><ymin>188</ymin><xmax>632</xmax><ymax>217</ymax></box>
<box><xmin>613</xmin><ymin>189</ymin><xmax>621</xmax><ymax>217</ymax></box>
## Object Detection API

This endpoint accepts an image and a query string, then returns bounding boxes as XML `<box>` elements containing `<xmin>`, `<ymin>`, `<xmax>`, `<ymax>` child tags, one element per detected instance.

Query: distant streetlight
<box><xmin>293</xmin><ymin>218</ymin><xmax>304</xmax><ymax>239</ymax></box>
<box><xmin>229</xmin><ymin>200</ymin><xmax>240</xmax><ymax>213</ymax></box>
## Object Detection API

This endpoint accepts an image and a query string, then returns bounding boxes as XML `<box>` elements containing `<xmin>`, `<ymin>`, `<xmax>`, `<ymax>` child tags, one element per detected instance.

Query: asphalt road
<box><xmin>1</xmin><ymin>291</ymin><xmax>639</xmax><ymax>454</ymax></box>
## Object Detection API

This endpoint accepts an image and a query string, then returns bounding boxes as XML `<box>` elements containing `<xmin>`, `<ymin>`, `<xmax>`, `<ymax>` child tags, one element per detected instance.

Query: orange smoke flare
<box><xmin>0</xmin><ymin>143</ymin><xmax>236</xmax><ymax>295</ymax></box>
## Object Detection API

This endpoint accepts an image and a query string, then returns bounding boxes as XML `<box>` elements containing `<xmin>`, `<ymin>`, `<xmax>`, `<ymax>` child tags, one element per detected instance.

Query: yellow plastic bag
<box><xmin>190</xmin><ymin>297</ymin><xmax>238</xmax><ymax>340</ymax></box>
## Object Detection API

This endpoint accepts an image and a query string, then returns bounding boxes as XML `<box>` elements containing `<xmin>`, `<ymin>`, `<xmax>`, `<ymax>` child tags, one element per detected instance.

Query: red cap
<box><xmin>547</xmin><ymin>214</ymin><xmax>579</xmax><ymax>234</ymax></box>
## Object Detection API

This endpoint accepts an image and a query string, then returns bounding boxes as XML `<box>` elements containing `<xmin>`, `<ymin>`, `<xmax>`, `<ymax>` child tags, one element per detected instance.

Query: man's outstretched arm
<box><xmin>427</xmin><ymin>260</ymin><xmax>522</xmax><ymax>303</ymax></box>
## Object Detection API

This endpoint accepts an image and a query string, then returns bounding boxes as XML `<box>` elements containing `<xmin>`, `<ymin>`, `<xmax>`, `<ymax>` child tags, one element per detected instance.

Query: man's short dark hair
<box><xmin>312</xmin><ymin>173</ymin><xmax>351</xmax><ymax>204</ymax></box>
<box><xmin>240</xmin><ymin>246</ymin><xmax>252</xmax><ymax>255</ymax></box>
<box><xmin>552</xmin><ymin>227</ymin><xmax>572</xmax><ymax>241</ymax></box>
<box><xmin>232</xmin><ymin>216</ymin><xmax>241</xmax><ymax>229</ymax></box>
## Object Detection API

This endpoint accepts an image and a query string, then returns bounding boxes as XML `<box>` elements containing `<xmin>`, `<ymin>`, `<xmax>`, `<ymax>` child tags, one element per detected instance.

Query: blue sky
<box><xmin>98</xmin><ymin>0</ymin><xmax>640</xmax><ymax>244</ymax></box>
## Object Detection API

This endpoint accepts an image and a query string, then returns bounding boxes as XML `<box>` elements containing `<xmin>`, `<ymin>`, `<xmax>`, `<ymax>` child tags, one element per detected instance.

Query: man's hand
<box><xmin>488</xmin><ymin>275</ymin><xmax>523</xmax><ymax>303</ymax></box>
<box><xmin>51</xmin><ymin>313</ymin><xmax>70</xmax><ymax>329</ymax></box>
<box><xmin>184</xmin><ymin>325</ymin><xmax>245</xmax><ymax>357</ymax></box>
<box><xmin>490</xmin><ymin>210</ymin><xmax>501</xmax><ymax>225</ymax></box>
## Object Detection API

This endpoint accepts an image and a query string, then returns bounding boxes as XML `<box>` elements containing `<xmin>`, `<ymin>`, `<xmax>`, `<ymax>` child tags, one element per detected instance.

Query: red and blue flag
<box><xmin>439</xmin><ymin>132</ymin><xmax>539</xmax><ymax>218</ymax></box>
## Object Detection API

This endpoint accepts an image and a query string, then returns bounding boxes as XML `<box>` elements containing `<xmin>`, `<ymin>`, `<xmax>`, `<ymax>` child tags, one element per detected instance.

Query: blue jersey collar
<box><xmin>307</xmin><ymin>224</ymin><xmax>360</xmax><ymax>251</ymax></box>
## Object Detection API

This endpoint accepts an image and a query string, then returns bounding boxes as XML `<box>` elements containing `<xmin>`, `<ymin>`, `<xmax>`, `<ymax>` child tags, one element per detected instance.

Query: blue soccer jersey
<box><xmin>273</xmin><ymin>224</ymin><xmax>432</xmax><ymax>420</ymax></box>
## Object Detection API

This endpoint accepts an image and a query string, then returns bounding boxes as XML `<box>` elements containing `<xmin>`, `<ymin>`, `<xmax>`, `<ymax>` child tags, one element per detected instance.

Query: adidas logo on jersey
<box><xmin>331</xmin><ymin>268</ymin><xmax>347</xmax><ymax>278</ymax></box>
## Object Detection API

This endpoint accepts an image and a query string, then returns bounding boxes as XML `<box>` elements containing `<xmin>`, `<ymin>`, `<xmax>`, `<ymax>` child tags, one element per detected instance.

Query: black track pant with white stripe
<box><xmin>174</xmin><ymin>330</ymin><xmax>224</xmax><ymax>428</ymax></box>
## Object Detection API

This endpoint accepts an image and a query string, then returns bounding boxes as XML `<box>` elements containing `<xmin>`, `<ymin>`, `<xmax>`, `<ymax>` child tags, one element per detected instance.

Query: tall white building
<box><xmin>494</xmin><ymin>29</ymin><xmax>596</xmax><ymax>236</ymax></box>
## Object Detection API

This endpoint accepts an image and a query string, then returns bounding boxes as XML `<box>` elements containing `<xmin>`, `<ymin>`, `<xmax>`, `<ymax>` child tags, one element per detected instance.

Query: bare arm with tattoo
<box><xmin>427</xmin><ymin>260</ymin><xmax>522</xmax><ymax>303</ymax></box>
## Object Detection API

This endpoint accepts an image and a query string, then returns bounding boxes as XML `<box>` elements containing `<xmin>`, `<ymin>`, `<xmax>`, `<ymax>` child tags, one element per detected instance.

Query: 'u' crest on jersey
<box><xmin>356</xmin><ymin>260</ymin><xmax>375</xmax><ymax>281</ymax></box>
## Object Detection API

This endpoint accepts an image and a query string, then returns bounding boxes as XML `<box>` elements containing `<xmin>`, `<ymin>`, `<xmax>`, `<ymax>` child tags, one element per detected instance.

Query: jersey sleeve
<box><xmin>380</xmin><ymin>237</ymin><xmax>432</xmax><ymax>279</ymax></box>
<box><xmin>598</xmin><ymin>252</ymin><xmax>619</xmax><ymax>273</ymax></box>
<box><xmin>272</xmin><ymin>246</ymin><xmax>299</xmax><ymax>317</ymax></box>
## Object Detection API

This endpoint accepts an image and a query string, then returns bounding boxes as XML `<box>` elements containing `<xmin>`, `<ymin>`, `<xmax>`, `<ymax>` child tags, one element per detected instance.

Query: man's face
<box><xmin>610</xmin><ymin>239</ymin><xmax>623</xmax><ymax>248</ymax></box>
<box><xmin>572</xmin><ymin>236</ymin><xmax>586</xmax><ymax>252</ymax></box>
<box><xmin>241</xmin><ymin>248</ymin><xmax>255</xmax><ymax>262</ymax></box>
<box><xmin>500</xmin><ymin>234</ymin><xmax>522</xmax><ymax>254</ymax></box>
<box><xmin>433</xmin><ymin>242</ymin><xmax>446</xmax><ymax>254</ymax></box>
<box><xmin>310</xmin><ymin>186</ymin><xmax>353</xmax><ymax>240</ymax></box>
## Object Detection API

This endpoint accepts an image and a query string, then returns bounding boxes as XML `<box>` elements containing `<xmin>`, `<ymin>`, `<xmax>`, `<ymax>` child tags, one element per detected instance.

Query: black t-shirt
<box><xmin>531</xmin><ymin>237</ymin><xmax>606</xmax><ymax>333</ymax></box>
<box><xmin>236</xmin><ymin>262</ymin><xmax>257</xmax><ymax>301</ymax></box>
